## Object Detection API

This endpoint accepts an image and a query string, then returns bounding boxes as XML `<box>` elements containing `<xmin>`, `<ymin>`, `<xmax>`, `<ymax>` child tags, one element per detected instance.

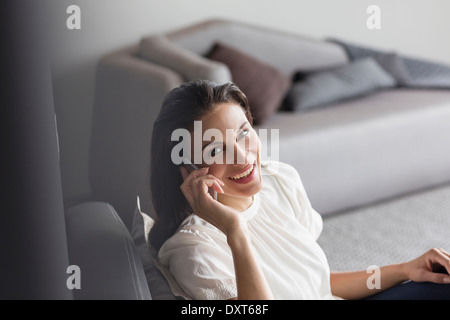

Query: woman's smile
<box><xmin>228</xmin><ymin>161</ymin><xmax>257</xmax><ymax>183</ymax></box>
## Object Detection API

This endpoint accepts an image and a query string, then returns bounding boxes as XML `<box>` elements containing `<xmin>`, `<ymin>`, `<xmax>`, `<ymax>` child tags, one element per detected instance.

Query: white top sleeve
<box><xmin>158</xmin><ymin>222</ymin><xmax>237</xmax><ymax>300</ymax></box>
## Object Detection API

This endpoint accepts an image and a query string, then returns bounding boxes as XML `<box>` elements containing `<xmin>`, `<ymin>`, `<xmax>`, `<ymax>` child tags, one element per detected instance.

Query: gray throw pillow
<box><xmin>285</xmin><ymin>58</ymin><xmax>397</xmax><ymax>111</ymax></box>
<box><xmin>371</xmin><ymin>52</ymin><xmax>410</xmax><ymax>84</ymax></box>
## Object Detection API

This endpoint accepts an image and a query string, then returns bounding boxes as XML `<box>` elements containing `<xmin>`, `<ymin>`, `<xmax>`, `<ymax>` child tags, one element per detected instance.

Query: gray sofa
<box><xmin>91</xmin><ymin>19</ymin><xmax>450</xmax><ymax>228</ymax></box>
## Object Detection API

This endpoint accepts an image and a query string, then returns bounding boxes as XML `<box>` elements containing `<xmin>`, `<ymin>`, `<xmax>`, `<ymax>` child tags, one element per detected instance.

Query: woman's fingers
<box><xmin>438</xmin><ymin>248</ymin><xmax>450</xmax><ymax>259</ymax></box>
<box><xmin>204</xmin><ymin>178</ymin><xmax>224</xmax><ymax>195</ymax></box>
<box><xmin>204</xmin><ymin>174</ymin><xmax>225</xmax><ymax>189</ymax></box>
<box><xmin>194</xmin><ymin>177</ymin><xmax>224</xmax><ymax>199</ymax></box>
<box><xmin>189</xmin><ymin>169</ymin><xmax>225</xmax><ymax>192</ymax></box>
<box><xmin>414</xmin><ymin>248</ymin><xmax>450</xmax><ymax>284</ymax></box>
<box><xmin>179</xmin><ymin>166</ymin><xmax>208</xmax><ymax>205</ymax></box>
<box><xmin>420</xmin><ymin>271</ymin><xmax>450</xmax><ymax>284</ymax></box>
<box><xmin>180</xmin><ymin>166</ymin><xmax>224</xmax><ymax>205</ymax></box>
<box><xmin>430</xmin><ymin>248</ymin><xmax>450</xmax><ymax>276</ymax></box>
<box><xmin>421</xmin><ymin>270</ymin><xmax>450</xmax><ymax>284</ymax></box>
<box><xmin>192</xmin><ymin>169</ymin><xmax>224</xmax><ymax>187</ymax></box>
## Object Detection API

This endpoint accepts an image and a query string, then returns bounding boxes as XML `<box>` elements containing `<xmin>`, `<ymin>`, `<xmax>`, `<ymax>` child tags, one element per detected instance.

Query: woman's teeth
<box><xmin>229</xmin><ymin>165</ymin><xmax>254</xmax><ymax>180</ymax></box>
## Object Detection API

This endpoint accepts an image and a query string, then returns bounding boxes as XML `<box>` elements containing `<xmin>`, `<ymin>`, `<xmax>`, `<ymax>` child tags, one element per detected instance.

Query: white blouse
<box><xmin>158</xmin><ymin>161</ymin><xmax>334</xmax><ymax>300</ymax></box>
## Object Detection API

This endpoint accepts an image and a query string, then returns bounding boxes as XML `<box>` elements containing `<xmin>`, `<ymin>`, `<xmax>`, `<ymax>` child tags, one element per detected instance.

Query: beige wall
<box><xmin>48</xmin><ymin>0</ymin><xmax>450</xmax><ymax>204</ymax></box>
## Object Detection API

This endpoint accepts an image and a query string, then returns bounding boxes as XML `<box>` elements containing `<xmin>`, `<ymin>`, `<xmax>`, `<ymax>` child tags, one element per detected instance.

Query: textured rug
<box><xmin>317</xmin><ymin>184</ymin><xmax>450</xmax><ymax>272</ymax></box>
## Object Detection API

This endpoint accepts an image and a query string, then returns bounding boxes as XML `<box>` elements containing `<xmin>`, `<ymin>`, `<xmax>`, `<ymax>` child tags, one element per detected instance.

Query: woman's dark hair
<box><xmin>149</xmin><ymin>80</ymin><xmax>253</xmax><ymax>251</ymax></box>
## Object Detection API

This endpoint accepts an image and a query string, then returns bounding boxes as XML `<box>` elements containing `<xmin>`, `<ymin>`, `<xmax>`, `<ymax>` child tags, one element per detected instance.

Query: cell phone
<box><xmin>182</xmin><ymin>157</ymin><xmax>217</xmax><ymax>200</ymax></box>
<box><xmin>182</xmin><ymin>157</ymin><xmax>199</xmax><ymax>172</ymax></box>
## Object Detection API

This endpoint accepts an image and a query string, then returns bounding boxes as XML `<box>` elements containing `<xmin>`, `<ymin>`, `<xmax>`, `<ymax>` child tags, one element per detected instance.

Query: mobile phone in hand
<box><xmin>182</xmin><ymin>157</ymin><xmax>217</xmax><ymax>200</ymax></box>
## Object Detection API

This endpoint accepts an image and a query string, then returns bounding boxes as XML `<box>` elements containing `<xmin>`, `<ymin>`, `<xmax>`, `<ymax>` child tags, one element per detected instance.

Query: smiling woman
<box><xmin>149</xmin><ymin>80</ymin><xmax>255</xmax><ymax>251</ymax></box>
<box><xmin>149</xmin><ymin>80</ymin><xmax>450</xmax><ymax>300</ymax></box>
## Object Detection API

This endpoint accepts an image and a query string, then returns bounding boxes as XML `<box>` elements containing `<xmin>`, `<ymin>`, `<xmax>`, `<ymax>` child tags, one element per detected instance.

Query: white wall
<box><xmin>48</xmin><ymin>0</ymin><xmax>450</xmax><ymax>204</ymax></box>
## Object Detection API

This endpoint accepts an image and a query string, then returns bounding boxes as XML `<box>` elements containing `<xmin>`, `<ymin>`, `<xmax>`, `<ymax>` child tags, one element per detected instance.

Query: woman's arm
<box><xmin>331</xmin><ymin>248</ymin><xmax>450</xmax><ymax>300</ymax></box>
<box><xmin>180</xmin><ymin>166</ymin><xmax>273</xmax><ymax>300</ymax></box>
<box><xmin>330</xmin><ymin>264</ymin><xmax>407</xmax><ymax>299</ymax></box>
<box><xmin>226</xmin><ymin>221</ymin><xmax>274</xmax><ymax>300</ymax></box>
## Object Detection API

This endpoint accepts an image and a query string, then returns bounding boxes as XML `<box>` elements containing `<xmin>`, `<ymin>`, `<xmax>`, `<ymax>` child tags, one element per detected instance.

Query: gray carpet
<box><xmin>317</xmin><ymin>184</ymin><xmax>450</xmax><ymax>272</ymax></box>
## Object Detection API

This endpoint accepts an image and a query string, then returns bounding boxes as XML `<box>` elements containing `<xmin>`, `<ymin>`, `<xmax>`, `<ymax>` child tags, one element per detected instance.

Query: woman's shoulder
<box><xmin>159</xmin><ymin>214</ymin><xmax>227</xmax><ymax>255</ymax></box>
<box><xmin>261</xmin><ymin>160</ymin><xmax>301</xmax><ymax>182</ymax></box>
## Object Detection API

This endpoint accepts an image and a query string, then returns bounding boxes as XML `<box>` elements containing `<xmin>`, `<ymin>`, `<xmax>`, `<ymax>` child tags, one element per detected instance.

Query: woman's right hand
<box><xmin>180</xmin><ymin>165</ymin><xmax>273</xmax><ymax>300</ymax></box>
<box><xmin>179</xmin><ymin>166</ymin><xmax>245</xmax><ymax>236</ymax></box>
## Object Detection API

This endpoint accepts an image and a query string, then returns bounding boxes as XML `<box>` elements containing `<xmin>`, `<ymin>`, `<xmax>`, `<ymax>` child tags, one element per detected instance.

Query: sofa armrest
<box><xmin>65</xmin><ymin>202</ymin><xmax>151</xmax><ymax>300</ymax></box>
<box><xmin>139</xmin><ymin>34</ymin><xmax>232</xmax><ymax>83</ymax></box>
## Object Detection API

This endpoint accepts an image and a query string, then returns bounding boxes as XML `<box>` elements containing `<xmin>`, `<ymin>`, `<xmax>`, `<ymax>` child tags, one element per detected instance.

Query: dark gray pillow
<box><xmin>207</xmin><ymin>42</ymin><xmax>291</xmax><ymax>125</ymax></box>
<box><xmin>285</xmin><ymin>58</ymin><xmax>397</xmax><ymax>111</ymax></box>
<box><xmin>400</xmin><ymin>56</ymin><xmax>450</xmax><ymax>89</ymax></box>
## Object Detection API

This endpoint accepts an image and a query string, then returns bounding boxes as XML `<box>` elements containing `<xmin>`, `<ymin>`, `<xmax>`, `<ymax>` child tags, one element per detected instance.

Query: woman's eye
<box><xmin>238</xmin><ymin>129</ymin><xmax>249</xmax><ymax>140</ymax></box>
<box><xmin>210</xmin><ymin>147</ymin><xmax>223</xmax><ymax>157</ymax></box>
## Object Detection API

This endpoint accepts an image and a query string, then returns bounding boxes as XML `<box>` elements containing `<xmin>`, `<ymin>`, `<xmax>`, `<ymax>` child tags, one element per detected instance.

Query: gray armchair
<box><xmin>65</xmin><ymin>202</ymin><xmax>151</xmax><ymax>299</ymax></box>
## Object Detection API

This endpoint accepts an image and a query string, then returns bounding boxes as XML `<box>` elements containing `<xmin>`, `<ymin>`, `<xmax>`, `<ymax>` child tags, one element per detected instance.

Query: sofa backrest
<box><xmin>165</xmin><ymin>19</ymin><xmax>349</xmax><ymax>76</ymax></box>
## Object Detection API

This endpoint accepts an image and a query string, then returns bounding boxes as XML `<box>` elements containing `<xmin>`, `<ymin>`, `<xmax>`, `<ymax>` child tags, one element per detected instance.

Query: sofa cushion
<box><xmin>284</xmin><ymin>58</ymin><xmax>397</xmax><ymax>111</ymax></box>
<box><xmin>139</xmin><ymin>35</ymin><xmax>232</xmax><ymax>84</ymax></box>
<box><xmin>257</xmin><ymin>89</ymin><xmax>450</xmax><ymax>216</ymax></box>
<box><xmin>207</xmin><ymin>42</ymin><xmax>291</xmax><ymax>125</ymax></box>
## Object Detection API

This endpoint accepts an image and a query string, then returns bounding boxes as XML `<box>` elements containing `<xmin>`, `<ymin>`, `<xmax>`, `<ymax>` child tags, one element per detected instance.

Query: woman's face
<box><xmin>192</xmin><ymin>102</ymin><xmax>262</xmax><ymax>205</ymax></box>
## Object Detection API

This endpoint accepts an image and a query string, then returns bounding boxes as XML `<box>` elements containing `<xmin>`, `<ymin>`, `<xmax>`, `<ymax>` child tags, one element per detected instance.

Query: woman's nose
<box><xmin>233</xmin><ymin>141</ymin><xmax>248</xmax><ymax>165</ymax></box>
